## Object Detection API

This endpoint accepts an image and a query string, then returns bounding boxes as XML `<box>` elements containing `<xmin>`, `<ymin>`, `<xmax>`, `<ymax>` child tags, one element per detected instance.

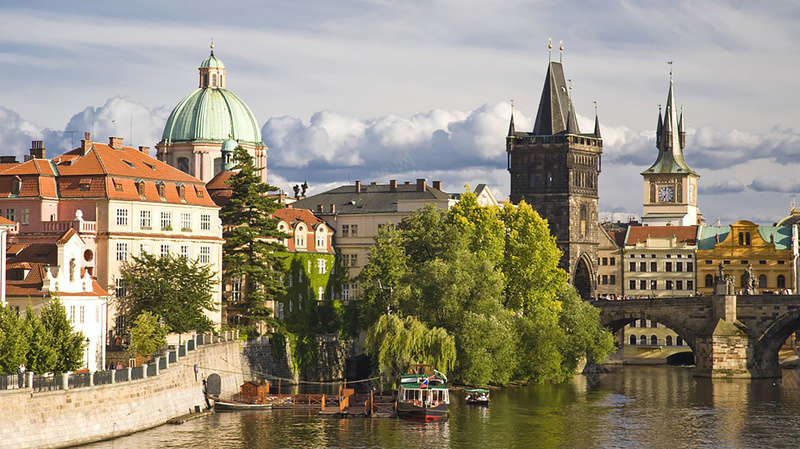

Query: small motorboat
<box><xmin>465</xmin><ymin>388</ymin><xmax>490</xmax><ymax>406</ymax></box>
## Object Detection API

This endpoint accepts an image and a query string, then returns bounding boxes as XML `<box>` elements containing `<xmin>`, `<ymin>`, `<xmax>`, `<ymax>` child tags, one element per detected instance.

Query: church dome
<box><xmin>161</xmin><ymin>49</ymin><xmax>262</xmax><ymax>146</ymax></box>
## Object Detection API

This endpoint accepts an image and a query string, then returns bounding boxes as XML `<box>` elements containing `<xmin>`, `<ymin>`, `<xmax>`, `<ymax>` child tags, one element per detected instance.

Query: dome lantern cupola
<box><xmin>199</xmin><ymin>43</ymin><xmax>226</xmax><ymax>89</ymax></box>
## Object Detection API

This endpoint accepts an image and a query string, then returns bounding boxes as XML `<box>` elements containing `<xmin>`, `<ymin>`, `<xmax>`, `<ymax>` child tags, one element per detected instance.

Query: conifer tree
<box><xmin>0</xmin><ymin>306</ymin><xmax>28</xmax><ymax>374</ymax></box>
<box><xmin>23</xmin><ymin>304</ymin><xmax>56</xmax><ymax>374</ymax></box>
<box><xmin>220</xmin><ymin>146</ymin><xmax>287</xmax><ymax>334</ymax></box>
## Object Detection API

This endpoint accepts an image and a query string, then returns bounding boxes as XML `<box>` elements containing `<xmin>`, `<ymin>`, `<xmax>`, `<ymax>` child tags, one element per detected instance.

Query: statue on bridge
<box><xmin>743</xmin><ymin>264</ymin><xmax>757</xmax><ymax>295</ymax></box>
<box><xmin>714</xmin><ymin>262</ymin><xmax>736</xmax><ymax>296</ymax></box>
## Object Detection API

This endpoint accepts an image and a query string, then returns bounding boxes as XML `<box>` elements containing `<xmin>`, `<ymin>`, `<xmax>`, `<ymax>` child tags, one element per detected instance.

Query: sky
<box><xmin>1</xmin><ymin>0</ymin><xmax>800</xmax><ymax>225</ymax></box>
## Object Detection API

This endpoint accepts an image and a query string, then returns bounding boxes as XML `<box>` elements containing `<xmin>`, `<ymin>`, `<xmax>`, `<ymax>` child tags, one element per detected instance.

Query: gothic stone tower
<box><xmin>641</xmin><ymin>72</ymin><xmax>700</xmax><ymax>226</ymax></box>
<box><xmin>507</xmin><ymin>60</ymin><xmax>602</xmax><ymax>300</ymax></box>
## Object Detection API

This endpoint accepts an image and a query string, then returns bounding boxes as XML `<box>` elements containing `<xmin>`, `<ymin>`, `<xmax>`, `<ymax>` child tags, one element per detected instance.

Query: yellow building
<box><xmin>696</xmin><ymin>220</ymin><xmax>794</xmax><ymax>296</ymax></box>
<box><xmin>596</xmin><ymin>224</ymin><xmax>625</xmax><ymax>299</ymax></box>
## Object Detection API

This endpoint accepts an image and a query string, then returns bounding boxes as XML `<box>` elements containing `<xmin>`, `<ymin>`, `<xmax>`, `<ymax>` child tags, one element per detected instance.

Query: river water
<box><xmin>85</xmin><ymin>366</ymin><xmax>800</xmax><ymax>449</ymax></box>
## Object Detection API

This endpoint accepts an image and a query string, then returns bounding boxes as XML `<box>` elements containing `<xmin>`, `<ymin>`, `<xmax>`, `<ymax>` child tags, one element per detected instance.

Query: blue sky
<box><xmin>1</xmin><ymin>1</ymin><xmax>800</xmax><ymax>224</ymax></box>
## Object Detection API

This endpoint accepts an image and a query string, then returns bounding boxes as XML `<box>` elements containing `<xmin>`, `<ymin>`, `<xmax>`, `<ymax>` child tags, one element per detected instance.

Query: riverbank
<box><xmin>0</xmin><ymin>337</ymin><xmax>243</xmax><ymax>449</ymax></box>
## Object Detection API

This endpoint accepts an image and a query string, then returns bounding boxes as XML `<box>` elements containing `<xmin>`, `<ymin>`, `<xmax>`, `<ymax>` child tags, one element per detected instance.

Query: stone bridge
<box><xmin>593</xmin><ymin>294</ymin><xmax>800</xmax><ymax>378</ymax></box>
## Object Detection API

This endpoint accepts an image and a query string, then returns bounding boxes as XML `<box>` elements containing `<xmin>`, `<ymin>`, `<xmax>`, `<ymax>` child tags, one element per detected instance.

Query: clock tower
<box><xmin>641</xmin><ymin>71</ymin><xmax>700</xmax><ymax>226</ymax></box>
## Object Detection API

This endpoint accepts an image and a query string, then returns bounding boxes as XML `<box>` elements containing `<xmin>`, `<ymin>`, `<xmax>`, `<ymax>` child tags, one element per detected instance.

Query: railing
<box><xmin>41</xmin><ymin>220</ymin><xmax>97</xmax><ymax>234</ymax></box>
<box><xmin>0</xmin><ymin>330</ymin><xmax>239</xmax><ymax>393</ymax></box>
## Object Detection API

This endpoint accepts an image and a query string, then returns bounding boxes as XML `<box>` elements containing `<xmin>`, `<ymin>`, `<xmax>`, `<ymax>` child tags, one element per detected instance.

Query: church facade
<box><xmin>507</xmin><ymin>59</ymin><xmax>603</xmax><ymax>300</ymax></box>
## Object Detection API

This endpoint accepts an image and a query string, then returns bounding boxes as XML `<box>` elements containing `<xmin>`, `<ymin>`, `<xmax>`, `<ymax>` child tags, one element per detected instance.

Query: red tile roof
<box><xmin>273</xmin><ymin>207</ymin><xmax>326</xmax><ymax>228</ymax></box>
<box><xmin>626</xmin><ymin>225</ymin><xmax>698</xmax><ymax>246</ymax></box>
<box><xmin>6</xmin><ymin>242</ymin><xmax>109</xmax><ymax>297</ymax></box>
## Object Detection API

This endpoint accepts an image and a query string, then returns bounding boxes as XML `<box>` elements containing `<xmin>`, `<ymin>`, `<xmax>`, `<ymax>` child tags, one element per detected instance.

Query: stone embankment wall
<box><xmin>239</xmin><ymin>335</ymin><xmax>350</xmax><ymax>383</ymax></box>
<box><xmin>0</xmin><ymin>339</ymin><xmax>243</xmax><ymax>449</ymax></box>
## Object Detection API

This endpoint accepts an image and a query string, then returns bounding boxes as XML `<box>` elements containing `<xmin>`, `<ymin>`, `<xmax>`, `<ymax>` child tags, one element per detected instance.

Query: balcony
<box><xmin>41</xmin><ymin>220</ymin><xmax>97</xmax><ymax>234</ymax></box>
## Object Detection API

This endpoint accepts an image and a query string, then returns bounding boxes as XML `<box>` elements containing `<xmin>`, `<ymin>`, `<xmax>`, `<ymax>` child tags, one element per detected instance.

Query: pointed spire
<box><xmin>678</xmin><ymin>105</ymin><xmax>685</xmax><ymax>149</ymax></box>
<box><xmin>656</xmin><ymin>105</ymin><xmax>663</xmax><ymax>148</ymax></box>
<box><xmin>566</xmin><ymin>99</ymin><xmax>578</xmax><ymax>135</ymax></box>
<box><xmin>508</xmin><ymin>100</ymin><xmax>516</xmax><ymax>136</ymax></box>
<box><xmin>532</xmin><ymin>60</ymin><xmax>579</xmax><ymax>135</ymax></box>
<box><xmin>593</xmin><ymin>101</ymin><xmax>601</xmax><ymax>138</ymax></box>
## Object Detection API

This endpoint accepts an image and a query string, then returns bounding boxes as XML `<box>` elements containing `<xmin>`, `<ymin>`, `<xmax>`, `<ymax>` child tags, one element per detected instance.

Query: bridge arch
<box><xmin>752</xmin><ymin>309</ymin><xmax>800</xmax><ymax>376</ymax></box>
<box><xmin>600</xmin><ymin>312</ymin><xmax>697</xmax><ymax>353</ymax></box>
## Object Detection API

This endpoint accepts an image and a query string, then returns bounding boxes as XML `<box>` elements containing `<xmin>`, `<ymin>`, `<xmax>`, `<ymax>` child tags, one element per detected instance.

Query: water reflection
<box><xmin>85</xmin><ymin>367</ymin><xmax>800</xmax><ymax>449</ymax></box>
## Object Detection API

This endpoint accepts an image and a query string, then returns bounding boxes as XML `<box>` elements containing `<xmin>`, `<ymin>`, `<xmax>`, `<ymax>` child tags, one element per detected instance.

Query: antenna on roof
<box><xmin>112</xmin><ymin>119</ymin><xmax>116</xmax><ymax>137</ymax></box>
<box><xmin>65</xmin><ymin>130</ymin><xmax>78</xmax><ymax>149</ymax></box>
<box><xmin>667</xmin><ymin>60</ymin><xmax>673</xmax><ymax>80</ymax></box>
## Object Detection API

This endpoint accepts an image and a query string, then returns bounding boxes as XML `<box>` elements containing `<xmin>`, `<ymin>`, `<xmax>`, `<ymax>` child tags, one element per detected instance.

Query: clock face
<box><xmin>658</xmin><ymin>186</ymin><xmax>674</xmax><ymax>202</ymax></box>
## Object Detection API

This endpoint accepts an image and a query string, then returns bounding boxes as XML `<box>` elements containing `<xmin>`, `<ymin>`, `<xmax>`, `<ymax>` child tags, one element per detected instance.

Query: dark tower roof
<box><xmin>532</xmin><ymin>61</ymin><xmax>580</xmax><ymax>136</ymax></box>
<box><xmin>642</xmin><ymin>75</ymin><xmax>696</xmax><ymax>175</ymax></box>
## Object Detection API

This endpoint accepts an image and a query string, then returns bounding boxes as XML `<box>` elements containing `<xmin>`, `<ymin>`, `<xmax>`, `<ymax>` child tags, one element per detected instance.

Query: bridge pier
<box><xmin>694</xmin><ymin>294</ymin><xmax>751</xmax><ymax>378</ymax></box>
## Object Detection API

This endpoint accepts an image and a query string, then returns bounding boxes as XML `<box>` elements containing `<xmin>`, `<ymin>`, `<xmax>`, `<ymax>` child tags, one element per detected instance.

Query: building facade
<box><xmin>507</xmin><ymin>59</ymin><xmax>603</xmax><ymax>299</ymax></box>
<box><xmin>623</xmin><ymin>226</ymin><xmax>698</xmax><ymax>298</ymax></box>
<box><xmin>696</xmin><ymin>221</ymin><xmax>794</xmax><ymax>296</ymax></box>
<box><xmin>156</xmin><ymin>47</ymin><xmax>267</xmax><ymax>184</ymax></box>
<box><xmin>0</xmin><ymin>137</ymin><xmax>224</xmax><ymax>337</ymax></box>
<box><xmin>596</xmin><ymin>224</ymin><xmax>625</xmax><ymax>299</ymax></box>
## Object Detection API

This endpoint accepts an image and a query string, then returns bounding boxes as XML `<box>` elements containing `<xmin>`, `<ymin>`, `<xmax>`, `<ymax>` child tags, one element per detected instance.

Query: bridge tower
<box><xmin>507</xmin><ymin>54</ymin><xmax>602</xmax><ymax>300</ymax></box>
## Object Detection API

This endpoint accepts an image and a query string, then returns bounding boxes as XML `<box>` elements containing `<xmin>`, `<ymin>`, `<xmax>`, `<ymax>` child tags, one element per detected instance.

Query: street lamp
<box><xmin>85</xmin><ymin>337</ymin><xmax>91</xmax><ymax>370</ymax></box>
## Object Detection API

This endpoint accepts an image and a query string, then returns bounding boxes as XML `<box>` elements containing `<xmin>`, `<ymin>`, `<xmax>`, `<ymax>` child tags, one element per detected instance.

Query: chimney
<box><xmin>390</xmin><ymin>180</ymin><xmax>397</xmax><ymax>192</ymax></box>
<box><xmin>138</xmin><ymin>146</ymin><xmax>149</xmax><ymax>154</ymax></box>
<box><xmin>29</xmin><ymin>140</ymin><xmax>46</xmax><ymax>159</ymax></box>
<box><xmin>330</xmin><ymin>204</ymin><xmax>336</xmax><ymax>214</ymax></box>
<box><xmin>355</xmin><ymin>180</ymin><xmax>361</xmax><ymax>193</ymax></box>
<box><xmin>404</xmin><ymin>181</ymin><xmax>411</xmax><ymax>185</ymax></box>
<box><xmin>432</xmin><ymin>181</ymin><xmax>442</xmax><ymax>190</ymax></box>
<box><xmin>81</xmin><ymin>133</ymin><xmax>92</xmax><ymax>154</ymax></box>
<box><xmin>109</xmin><ymin>137</ymin><xmax>123</xmax><ymax>148</ymax></box>
<box><xmin>0</xmin><ymin>156</ymin><xmax>17</xmax><ymax>163</ymax></box>
<box><xmin>416</xmin><ymin>178</ymin><xmax>426</xmax><ymax>192</ymax></box>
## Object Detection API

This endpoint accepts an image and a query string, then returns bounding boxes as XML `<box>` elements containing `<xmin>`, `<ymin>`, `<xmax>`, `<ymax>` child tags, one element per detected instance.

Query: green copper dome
<box><xmin>201</xmin><ymin>53</ymin><xmax>225</xmax><ymax>69</ymax></box>
<box><xmin>162</xmin><ymin>88</ymin><xmax>262</xmax><ymax>145</ymax></box>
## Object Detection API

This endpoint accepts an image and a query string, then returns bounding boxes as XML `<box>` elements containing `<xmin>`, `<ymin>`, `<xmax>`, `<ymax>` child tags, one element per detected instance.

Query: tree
<box><xmin>40</xmin><ymin>297</ymin><xmax>85</xmax><ymax>373</ymax></box>
<box><xmin>365</xmin><ymin>314</ymin><xmax>455</xmax><ymax>387</ymax></box>
<box><xmin>23</xmin><ymin>304</ymin><xmax>56</xmax><ymax>374</ymax></box>
<box><xmin>356</xmin><ymin>224</ymin><xmax>411</xmax><ymax>329</ymax></box>
<box><xmin>0</xmin><ymin>306</ymin><xmax>28</xmax><ymax>374</ymax></box>
<box><xmin>220</xmin><ymin>145</ymin><xmax>287</xmax><ymax>333</ymax></box>
<box><xmin>127</xmin><ymin>311</ymin><xmax>169</xmax><ymax>359</ymax></box>
<box><xmin>118</xmin><ymin>253</ymin><xmax>218</xmax><ymax>334</ymax></box>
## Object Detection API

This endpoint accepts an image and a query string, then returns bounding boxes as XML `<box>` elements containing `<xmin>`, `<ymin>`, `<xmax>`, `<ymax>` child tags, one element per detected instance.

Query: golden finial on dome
<box><xmin>210</xmin><ymin>38</ymin><xmax>215</xmax><ymax>56</ymax></box>
<box><xmin>548</xmin><ymin>38</ymin><xmax>552</xmax><ymax>61</ymax></box>
<box><xmin>559</xmin><ymin>40</ymin><xmax>563</xmax><ymax>63</ymax></box>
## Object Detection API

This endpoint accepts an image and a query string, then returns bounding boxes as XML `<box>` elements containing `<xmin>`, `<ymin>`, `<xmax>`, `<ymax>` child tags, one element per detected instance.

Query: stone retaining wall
<box><xmin>0</xmin><ymin>339</ymin><xmax>243</xmax><ymax>449</ymax></box>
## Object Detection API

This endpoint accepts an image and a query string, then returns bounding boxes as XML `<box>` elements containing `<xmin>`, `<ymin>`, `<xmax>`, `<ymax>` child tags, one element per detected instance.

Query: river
<box><xmin>84</xmin><ymin>366</ymin><xmax>800</xmax><ymax>448</ymax></box>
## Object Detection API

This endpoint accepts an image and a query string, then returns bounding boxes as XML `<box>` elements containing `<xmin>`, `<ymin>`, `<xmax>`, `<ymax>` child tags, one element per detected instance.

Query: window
<box><xmin>316</xmin><ymin>232</ymin><xmax>326</xmax><ymax>249</ymax></box>
<box><xmin>676</xmin><ymin>280</ymin><xmax>683</xmax><ymax>290</ymax></box>
<box><xmin>650</xmin><ymin>280</ymin><xmax>657</xmax><ymax>290</ymax></box>
<box><xmin>277</xmin><ymin>303</ymin><xmax>284</xmax><ymax>320</ymax></box>
<box><xmin>200</xmin><ymin>246</ymin><xmax>211</xmax><ymax>264</ymax></box>
<box><xmin>10</xmin><ymin>177</ymin><xmax>20</xmax><ymax>194</ymax></box>
<box><xmin>140</xmin><ymin>210</ymin><xmax>151</xmax><ymax>229</ymax></box>
<box><xmin>601</xmin><ymin>257</ymin><xmax>608</xmax><ymax>265</ymax></box>
<box><xmin>160</xmin><ymin>244</ymin><xmax>171</xmax><ymax>258</ymax></box>
<box><xmin>317</xmin><ymin>259</ymin><xmax>327</xmax><ymax>274</ymax></box>
<box><xmin>665</xmin><ymin>262</ymin><xmax>672</xmax><ymax>272</ymax></box>
<box><xmin>687</xmin><ymin>280</ymin><xmax>694</xmax><ymax>291</ymax></box>
<box><xmin>629</xmin><ymin>280</ymin><xmax>636</xmax><ymax>290</ymax></box>
<box><xmin>601</xmin><ymin>275</ymin><xmax>608</xmax><ymax>285</ymax></box>
<box><xmin>630</xmin><ymin>335</ymin><xmax>637</xmax><ymax>345</ymax></box>
<box><xmin>651</xmin><ymin>320</ymin><xmax>658</xmax><ymax>329</ymax></box>
<box><xmin>344</xmin><ymin>254</ymin><xmax>358</xmax><ymax>267</ymax></box>
<box><xmin>178</xmin><ymin>184</ymin><xmax>185</xmax><ymax>199</ymax></box>
<box><xmin>140</xmin><ymin>243</ymin><xmax>150</xmax><ymax>255</ymax></box>
<box><xmin>609</xmin><ymin>275</ymin><xmax>616</xmax><ymax>285</ymax></box>
<box><xmin>639</xmin><ymin>280</ymin><xmax>647</xmax><ymax>290</ymax></box>
<box><xmin>640</xmin><ymin>335</ymin><xmax>647</xmax><ymax>345</ymax></box>
<box><xmin>116</xmin><ymin>208</ymin><xmax>129</xmax><ymax>226</ymax></box>
<box><xmin>69</xmin><ymin>306</ymin><xmax>76</xmax><ymax>324</ymax></box>
<box><xmin>666</xmin><ymin>280</ymin><xmax>673</xmax><ymax>290</ymax></box>
<box><xmin>651</xmin><ymin>335</ymin><xmax>658</xmax><ymax>346</ymax></box>
<box><xmin>350</xmin><ymin>225</ymin><xmax>358</xmax><ymax>237</ymax></box>
<box><xmin>687</xmin><ymin>262</ymin><xmax>694</xmax><ymax>272</ymax></box>
<box><xmin>676</xmin><ymin>336</ymin><xmax>683</xmax><ymax>346</ymax></box>
<box><xmin>759</xmin><ymin>274</ymin><xmax>767</xmax><ymax>288</ymax></box>
<box><xmin>115</xmin><ymin>279</ymin><xmax>126</xmax><ymax>298</ymax></box>
<box><xmin>579</xmin><ymin>204</ymin><xmax>588</xmax><ymax>236</ymax></box>
<box><xmin>666</xmin><ymin>335</ymin><xmax>673</xmax><ymax>346</ymax></box>
<box><xmin>116</xmin><ymin>243</ymin><xmax>128</xmax><ymax>261</ymax></box>
<box><xmin>5</xmin><ymin>208</ymin><xmax>16</xmax><ymax>222</ymax></box>
<box><xmin>296</xmin><ymin>226</ymin><xmax>306</xmax><ymax>248</ymax></box>
<box><xmin>231</xmin><ymin>277</ymin><xmax>242</xmax><ymax>302</ymax></box>
<box><xmin>21</xmin><ymin>208</ymin><xmax>29</xmax><ymax>225</ymax></box>
<box><xmin>79</xmin><ymin>306</ymin><xmax>85</xmax><ymax>324</ymax></box>
<box><xmin>180</xmin><ymin>245</ymin><xmax>190</xmax><ymax>259</ymax></box>
<box><xmin>676</xmin><ymin>262</ymin><xmax>683</xmax><ymax>272</ymax></box>
<box><xmin>137</xmin><ymin>180</ymin><xmax>145</xmax><ymax>196</ymax></box>
<box><xmin>639</xmin><ymin>262</ymin><xmax>646</xmax><ymax>272</ymax></box>
<box><xmin>160</xmin><ymin>212</ymin><xmax>172</xmax><ymax>230</ymax></box>
<box><xmin>666</xmin><ymin>254</ymin><xmax>671</xmax><ymax>258</ymax></box>
<box><xmin>157</xmin><ymin>182</ymin><xmax>166</xmax><ymax>198</ymax></box>
<box><xmin>181</xmin><ymin>213</ymin><xmax>192</xmax><ymax>231</ymax></box>
<box><xmin>778</xmin><ymin>275</ymin><xmax>786</xmax><ymax>289</ymax></box>
<box><xmin>342</xmin><ymin>284</ymin><xmax>351</xmax><ymax>301</ymax></box>
<box><xmin>341</xmin><ymin>225</ymin><xmax>350</xmax><ymax>237</ymax></box>
<box><xmin>318</xmin><ymin>286</ymin><xmax>324</xmax><ymax>301</ymax></box>
<box><xmin>650</xmin><ymin>262</ymin><xmax>657</xmax><ymax>272</ymax></box>
<box><xmin>200</xmin><ymin>214</ymin><xmax>211</xmax><ymax>230</ymax></box>
<box><xmin>610</xmin><ymin>257</ymin><xmax>616</xmax><ymax>266</ymax></box>
<box><xmin>629</xmin><ymin>262</ymin><xmax>636</xmax><ymax>272</ymax></box>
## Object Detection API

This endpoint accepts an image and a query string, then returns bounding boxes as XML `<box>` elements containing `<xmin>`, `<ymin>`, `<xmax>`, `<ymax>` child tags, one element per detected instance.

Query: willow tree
<box><xmin>365</xmin><ymin>314</ymin><xmax>455</xmax><ymax>387</ymax></box>
<box><xmin>220</xmin><ymin>145</ymin><xmax>287</xmax><ymax>334</ymax></box>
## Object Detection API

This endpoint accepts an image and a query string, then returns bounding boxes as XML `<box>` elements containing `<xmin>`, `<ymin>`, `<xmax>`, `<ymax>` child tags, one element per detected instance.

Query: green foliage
<box><xmin>127</xmin><ymin>311</ymin><xmax>169</xmax><ymax>358</ymax></box>
<box><xmin>365</xmin><ymin>314</ymin><xmax>456</xmax><ymax>387</ymax></box>
<box><xmin>118</xmin><ymin>253</ymin><xmax>218</xmax><ymax>334</ymax></box>
<box><xmin>23</xmin><ymin>304</ymin><xmax>56</xmax><ymax>374</ymax></box>
<box><xmin>357</xmin><ymin>187</ymin><xmax>614</xmax><ymax>385</ymax></box>
<box><xmin>0</xmin><ymin>306</ymin><xmax>28</xmax><ymax>374</ymax></box>
<box><xmin>40</xmin><ymin>298</ymin><xmax>85</xmax><ymax>373</ymax></box>
<box><xmin>221</xmin><ymin>145</ymin><xmax>287</xmax><ymax>329</ymax></box>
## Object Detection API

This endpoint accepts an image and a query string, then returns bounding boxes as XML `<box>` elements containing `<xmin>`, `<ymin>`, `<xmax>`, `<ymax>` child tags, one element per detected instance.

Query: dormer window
<box><xmin>194</xmin><ymin>186</ymin><xmax>204</xmax><ymax>198</ymax></box>
<box><xmin>157</xmin><ymin>182</ymin><xmax>166</xmax><ymax>198</ymax></box>
<box><xmin>79</xmin><ymin>178</ymin><xmax>91</xmax><ymax>191</ymax></box>
<box><xmin>10</xmin><ymin>176</ymin><xmax>21</xmax><ymax>195</ymax></box>
<box><xmin>177</xmin><ymin>184</ymin><xmax>186</xmax><ymax>200</ymax></box>
<box><xmin>137</xmin><ymin>180</ymin><xmax>145</xmax><ymax>197</ymax></box>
